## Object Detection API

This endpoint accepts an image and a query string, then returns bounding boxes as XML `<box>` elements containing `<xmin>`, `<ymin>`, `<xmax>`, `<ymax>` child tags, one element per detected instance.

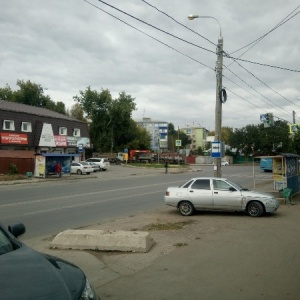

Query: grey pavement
<box><xmin>2</xmin><ymin>166</ymin><xmax>300</xmax><ymax>299</ymax></box>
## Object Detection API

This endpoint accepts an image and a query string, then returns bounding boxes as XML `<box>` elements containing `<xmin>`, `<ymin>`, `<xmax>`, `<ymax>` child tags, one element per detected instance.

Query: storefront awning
<box><xmin>38</xmin><ymin>153</ymin><xmax>81</xmax><ymax>157</ymax></box>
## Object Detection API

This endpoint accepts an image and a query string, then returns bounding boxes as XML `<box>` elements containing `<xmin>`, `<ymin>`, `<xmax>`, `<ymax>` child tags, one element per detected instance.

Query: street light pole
<box><xmin>188</xmin><ymin>15</ymin><xmax>223</xmax><ymax>177</ymax></box>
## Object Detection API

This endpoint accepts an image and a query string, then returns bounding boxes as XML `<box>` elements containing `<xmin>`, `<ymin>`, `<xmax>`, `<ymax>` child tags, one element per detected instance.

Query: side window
<box><xmin>59</xmin><ymin>127</ymin><xmax>67</xmax><ymax>135</ymax></box>
<box><xmin>73</xmin><ymin>128</ymin><xmax>80</xmax><ymax>137</ymax></box>
<box><xmin>213</xmin><ymin>180</ymin><xmax>233</xmax><ymax>191</ymax></box>
<box><xmin>21</xmin><ymin>122</ymin><xmax>32</xmax><ymax>132</ymax></box>
<box><xmin>191</xmin><ymin>179</ymin><xmax>211</xmax><ymax>190</ymax></box>
<box><xmin>3</xmin><ymin>120</ymin><xmax>15</xmax><ymax>131</ymax></box>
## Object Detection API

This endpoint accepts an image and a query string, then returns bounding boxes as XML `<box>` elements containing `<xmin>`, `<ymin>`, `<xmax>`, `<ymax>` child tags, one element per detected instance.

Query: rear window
<box><xmin>103</xmin><ymin>159</ymin><xmax>109</xmax><ymax>162</ymax></box>
<box><xmin>87</xmin><ymin>158</ymin><xmax>100</xmax><ymax>162</ymax></box>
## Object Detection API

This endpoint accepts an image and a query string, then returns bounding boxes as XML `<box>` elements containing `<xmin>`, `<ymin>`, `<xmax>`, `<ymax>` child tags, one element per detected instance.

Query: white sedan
<box><xmin>71</xmin><ymin>162</ymin><xmax>93</xmax><ymax>175</ymax></box>
<box><xmin>164</xmin><ymin>177</ymin><xmax>279</xmax><ymax>217</ymax></box>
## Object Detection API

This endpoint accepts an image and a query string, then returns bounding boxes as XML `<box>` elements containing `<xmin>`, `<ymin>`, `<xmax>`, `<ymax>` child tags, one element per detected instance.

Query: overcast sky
<box><xmin>1</xmin><ymin>0</ymin><xmax>300</xmax><ymax>131</ymax></box>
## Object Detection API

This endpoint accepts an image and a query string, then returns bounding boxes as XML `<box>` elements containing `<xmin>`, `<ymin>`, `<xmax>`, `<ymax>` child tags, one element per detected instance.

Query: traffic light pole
<box><xmin>214</xmin><ymin>35</ymin><xmax>223</xmax><ymax>178</ymax></box>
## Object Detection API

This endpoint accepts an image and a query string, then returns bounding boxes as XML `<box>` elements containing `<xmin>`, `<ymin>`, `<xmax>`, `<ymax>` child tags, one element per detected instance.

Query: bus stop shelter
<box><xmin>255</xmin><ymin>153</ymin><xmax>300</xmax><ymax>199</ymax></box>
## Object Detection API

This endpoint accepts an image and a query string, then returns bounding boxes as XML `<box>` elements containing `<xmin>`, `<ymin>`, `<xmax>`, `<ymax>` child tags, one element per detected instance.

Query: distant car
<box><xmin>164</xmin><ymin>177</ymin><xmax>279</xmax><ymax>217</ymax></box>
<box><xmin>82</xmin><ymin>161</ymin><xmax>101</xmax><ymax>172</ymax></box>
<box><xmin>86</xmin><ymin>158</ymin><xmax>110</xmax><ymax>171</ymax></box>
<box><xmin>71</xmin><ymin>162</ymin><xmax>93</xmax><ymax>175</ymax></box>
<box><xmin>221</xmin><ymin>161</ymin><xmax>229</xmax><ymax>166</ymax></box>
<box><xmin>0</xmin><ymin>222</ymin><xmax>99</xmax><ymax>299</ymax></box>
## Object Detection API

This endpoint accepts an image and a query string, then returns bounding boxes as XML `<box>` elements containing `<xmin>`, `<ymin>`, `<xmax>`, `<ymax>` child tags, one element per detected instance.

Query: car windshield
<box><xmin>225</xmin><ymin>179</ymin><xmax>243</xmax><ymax>191</ymax></box>
<box><xmin>81</xmin><ymin>162</ymin><xmax>89</xmax><ymax>166</ymax></box>
<box><xmin>0</xmin><ymin>229</ymin><xmax>14</xmax><ymax>255</ymax></box>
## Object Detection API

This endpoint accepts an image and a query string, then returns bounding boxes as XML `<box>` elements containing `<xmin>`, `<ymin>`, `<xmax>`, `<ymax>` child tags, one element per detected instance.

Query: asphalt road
<box><xmin>0</xmin><ymin>164</ymin><xmax>271</xmax><ymax>241</ymax></box>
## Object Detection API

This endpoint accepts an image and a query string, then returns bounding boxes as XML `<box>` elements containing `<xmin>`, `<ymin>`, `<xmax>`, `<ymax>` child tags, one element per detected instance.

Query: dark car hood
<box><xmin>0</xmin><ymin>245</ymin><xmax>85</xmax><ymax>299</ymax></box>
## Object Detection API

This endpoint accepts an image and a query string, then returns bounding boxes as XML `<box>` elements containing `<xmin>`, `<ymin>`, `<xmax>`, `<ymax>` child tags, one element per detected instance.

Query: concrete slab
<box><xmin>50</xmin><ymin>229</ymin><xmax>155</xmax><ymax>253</ymax></box>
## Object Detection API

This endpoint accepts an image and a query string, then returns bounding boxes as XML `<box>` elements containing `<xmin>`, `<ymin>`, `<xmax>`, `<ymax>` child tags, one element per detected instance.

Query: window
<box><xmin>213</xmin><ymin>180</ymin><xmax>233</xmax><ymax>191</ymax></box>
<box><xmin>59</xmin><ymin>127</ymin><xmax>67</xmax><ymax>135</ymax></box>
<box><xmin>21</xmin><ymin>122</ymin><xmax>32</xmax><ymax>132</ymax></box>
<box><xmin>73</xmin><ymin>128</ymin><xmax>80</xmax><ymax>137</ymax></box>
<box><xmin>3</xmin><ymin>120</ymin><xmax>15</xmax><ymax>131</ymax></box>
<box><xmin>191</xmin><ymin>179</ymin><xmax>211</xmax><ymax>190</ymax></box>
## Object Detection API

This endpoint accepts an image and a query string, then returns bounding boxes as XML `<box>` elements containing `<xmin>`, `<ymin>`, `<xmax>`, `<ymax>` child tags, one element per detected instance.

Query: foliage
<box><xmin>167</xmin><ymin>123</ymin><xmax>191</xmax><ymax>151</ymax></box>
<box><xmin>0</xmin><ymin>80</ymin><xmax>67</xmax><ymax>114</ymax></box>
<box><xmin>228</xmin><ymin>121</ymin><xmax>291</xmax><ymax>156</ymax></box>
<box><xmin>68</xmin><ymin>103</ymin><xmax>87</xmax><ymax>121</ymax></box>
<box><xmin>8</xmin><ymin>163</ymin><xmax>18</xmax><ymax>175</ymax></box>
<box><xmin>74</xmin><ymin>87</ymin><xmax>149</xmax><ymax>152</ymax></box>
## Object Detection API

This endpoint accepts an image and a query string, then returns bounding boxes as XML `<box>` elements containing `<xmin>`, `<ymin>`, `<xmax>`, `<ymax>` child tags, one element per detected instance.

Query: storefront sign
<box><xmin>1</xmin><ymin>133</ymin><xmax>28</xmax><ymax>144</ymax></box>
<box><xmin>54</xmin><ymin>135</ymin><xmax>67</xmax><ymax>147</ymax></box>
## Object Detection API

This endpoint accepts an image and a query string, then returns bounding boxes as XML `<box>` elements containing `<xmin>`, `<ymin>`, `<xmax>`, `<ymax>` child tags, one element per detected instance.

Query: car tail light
<box><xmin>165</xmin><ymin>191</ymin><xmax>170</xmax><ymax>196</ymax></box>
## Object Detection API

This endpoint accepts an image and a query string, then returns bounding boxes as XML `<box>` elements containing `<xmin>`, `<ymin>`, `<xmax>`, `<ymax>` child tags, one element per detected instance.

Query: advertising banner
<box><xmin>1</xmin><ymin>133</ymin><xmax>28</xmax><ymax>144</ymax></box>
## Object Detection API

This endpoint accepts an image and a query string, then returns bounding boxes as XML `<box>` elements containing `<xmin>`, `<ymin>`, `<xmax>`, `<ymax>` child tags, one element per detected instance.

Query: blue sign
<box><xmin>211</xmin><ymin>141</ymin><xmax>222</xmax><ymax>158</ymax></box>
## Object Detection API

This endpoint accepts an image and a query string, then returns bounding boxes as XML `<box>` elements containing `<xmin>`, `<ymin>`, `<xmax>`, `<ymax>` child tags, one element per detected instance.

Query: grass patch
<box><xmin>143</xmin><ymin>221</ymin><xmax>193</xmax><ymax>231</ymax></box>
<box><xmin>174</xmin><ymin>242</ymin><xmax>188</xmax><ymax>247</ymax></box>
<box><xmin>0</xmin><ymin>174</ymin><xmax>27</xmax><ymax>181</ymax></box>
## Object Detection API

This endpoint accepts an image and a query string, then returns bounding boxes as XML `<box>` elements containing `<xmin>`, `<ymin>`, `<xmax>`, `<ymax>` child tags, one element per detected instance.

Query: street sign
<box><xmin>175</xmin><ymin>140</ymin><xmax>182</xmax><ymax>147</ymax></box>
<box><xmin>211</xmin><ymin>141</ymin><xmax>222</xmax><ymax>158</ymax></box>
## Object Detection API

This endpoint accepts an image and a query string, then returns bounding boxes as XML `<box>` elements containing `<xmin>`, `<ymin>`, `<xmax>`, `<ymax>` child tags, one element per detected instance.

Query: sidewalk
<box><xmin>4</xmin><ymin>168</ymin><xmax>300</xmax><ymax>299</ymax></box>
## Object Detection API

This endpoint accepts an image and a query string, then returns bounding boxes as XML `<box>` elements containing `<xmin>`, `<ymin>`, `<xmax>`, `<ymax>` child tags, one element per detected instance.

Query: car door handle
<box><xmin>189</xmin><ymin>190</ymin><xmax>194</xmax><ymax>193</ymax></box>
<box><xmin>214</xmin><ymin>192</ymin><xmax>218</xmax><ymax>194</ymax></box>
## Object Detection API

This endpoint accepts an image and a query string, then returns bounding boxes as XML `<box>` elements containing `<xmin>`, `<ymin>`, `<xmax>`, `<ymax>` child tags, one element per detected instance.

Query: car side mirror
<box><xmin>229</xmin><ymin>187</ymin><xmax>236</xmax><ymax>192</ymax></box>
<box><xmin>8</xmin><ymin>223</ymin><xmax>26</xmax><ymax>238</ymax></box>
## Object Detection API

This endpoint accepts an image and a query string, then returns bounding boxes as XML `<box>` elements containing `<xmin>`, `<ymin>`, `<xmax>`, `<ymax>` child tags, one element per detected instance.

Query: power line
<box><xmin>83</xmin><ymin>0</ymin><xmax>214</xmax><ymax>71</ymax></box>
<box><xmin>230</xmin><ymin>5</ymin><xmax>300</xmax><ymax>55</ymax></box>
<box><xmin>93</xmin><ymin>0</ymin><xmax>300</xmax><ymax>73</ymax></box>
<box><xmin>84</xmin><ymin>0</ymin><xmax>299</xmax><ymax>124</ymax></box>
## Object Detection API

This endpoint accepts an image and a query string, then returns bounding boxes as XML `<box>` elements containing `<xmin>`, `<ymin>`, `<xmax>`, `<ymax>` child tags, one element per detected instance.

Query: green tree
<box><xmin>68</xmin><ymin>103</ymin><xmax>87</xmax><ymax>121</ymax></box>
<box><xmin>74</xmin><ymin>87</ymin><xmax>139</xmax><ymax>152</ymax></box>
<box><xmin>0</xmin><ymin>84</ymin><xmax>14</xmax><ymax>101</ymax></box>
<box><xmin>228</xmin><ymin>121</ymin><xmax>290</xmax><ymax>157</ymax></box>
<box><xmin>0</xmin><ymin>80</ymin><xmax>66</xmax><ymax>114</ymax></box>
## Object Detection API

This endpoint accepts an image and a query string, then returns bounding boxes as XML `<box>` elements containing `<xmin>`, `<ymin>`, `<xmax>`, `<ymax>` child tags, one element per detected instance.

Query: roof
<box><xmin>0</xmin><ymin>100</ymin><xmax>83</xmax><ymax>122</ymax></box>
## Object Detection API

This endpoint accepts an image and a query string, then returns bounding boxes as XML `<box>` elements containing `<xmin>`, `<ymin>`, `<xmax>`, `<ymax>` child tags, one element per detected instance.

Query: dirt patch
<box><xmin>83</xmin><ymin>207</ymin><xmax>235</xmax><ymax>277</ymax></box>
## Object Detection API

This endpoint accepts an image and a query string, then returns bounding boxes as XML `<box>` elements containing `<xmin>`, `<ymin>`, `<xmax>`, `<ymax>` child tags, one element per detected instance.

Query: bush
<box><xmin>8</xmin><ymin>163</ymin><xmax>18</xmax><ymax>175</ymax></box>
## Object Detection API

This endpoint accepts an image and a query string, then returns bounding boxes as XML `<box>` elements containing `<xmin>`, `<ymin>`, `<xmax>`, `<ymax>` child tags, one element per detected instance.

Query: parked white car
<box><xmin>71</xmin><ymin>162</ymin><xmax>93</xmax><ymax>175</ymax></box>
<box><xmin>221</xmin><ymin>161</ymin><xmax>229</xmax><ymax>166</ymax></box>
<box><xmin>164</xmin><ymin>177</ymin><xmax>279</xmax><ymax>217</ymax></box>
<box><xmin>86</xmin><ymin>158</ymin><xmax>110</xmax><ymax>171</ymax></box>
<box><xmin>82</xmin><ymin>161</ymin><xmax>101</xmax><ymax>172</ymax></box>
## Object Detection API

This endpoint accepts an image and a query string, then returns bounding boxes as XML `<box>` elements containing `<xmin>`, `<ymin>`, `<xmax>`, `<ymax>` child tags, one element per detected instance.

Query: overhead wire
<box><xmin>230</xmin><ymin>5</ymin><xmax>300</xmax><ymax>55</ymax></box>
<box><xmin>84</xmin><ymin>0</ymin><xmax>299</xmax><ymax>125</ymax></box>
<box><xmin>138</xmin><ymin>0</ymin><xmax>300</xmax><ymax>120</ymax></box>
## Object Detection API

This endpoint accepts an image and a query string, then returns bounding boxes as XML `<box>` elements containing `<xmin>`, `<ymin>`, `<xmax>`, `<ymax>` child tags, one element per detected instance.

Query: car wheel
<box><xmin>77</xmin><ymin>169</ymin><xmax>82</xmax><ymax>175</ymax></box>
<box><xmin>102</xmin><ymin>169</ymin><xmax>107</xmax><ymax>171</ymax></box>
<box><xmin>247</xmin><ymin>201</ymin><xmax>264</xmax><ymax>217</ymax></box>
<box><xmin>178</xmin><ymin>201</ymin><xmax>195</xmax><ymax>216</ymax></box>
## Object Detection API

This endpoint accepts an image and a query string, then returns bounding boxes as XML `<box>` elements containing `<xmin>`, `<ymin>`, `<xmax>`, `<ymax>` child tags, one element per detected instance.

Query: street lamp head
<box><xmin>188</xmin><ymin>15</ymin><xmax>199</xmax><ymax>20</ymax></box>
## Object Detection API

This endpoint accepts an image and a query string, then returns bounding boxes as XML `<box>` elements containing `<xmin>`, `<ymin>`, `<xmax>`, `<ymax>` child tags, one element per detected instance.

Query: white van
<box><xmin>86</xmin><ymin>158</ymin><xmax>110</xmax><ymax>171</ymax></box>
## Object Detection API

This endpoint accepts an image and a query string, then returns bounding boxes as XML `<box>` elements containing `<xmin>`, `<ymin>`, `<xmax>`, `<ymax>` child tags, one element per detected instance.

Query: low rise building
<box><xmin>135</xmin><ymin>117</ymin><xmax>168</xmax><ymax>151</ymax></box>
<box><xmin>0</xmin><ymin>100</ymin><xmax>90</xmax><ymax>176</ymax></box>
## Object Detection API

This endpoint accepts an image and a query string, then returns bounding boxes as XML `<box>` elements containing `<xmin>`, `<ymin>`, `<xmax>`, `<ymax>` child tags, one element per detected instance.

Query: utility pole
<box><xmin>187</xmin><ymin>15</ymin><xmax>223</xmax><ymax>178</ymax></box>
<box><xmin>293</xmin><ymin>110</ymin><xmax>296</xmax><ymax>124</ymax></box>
<box><xmin>214</xmin><ymin>34</ymin><xmax>223</xmax><ymax>178</ymax></box>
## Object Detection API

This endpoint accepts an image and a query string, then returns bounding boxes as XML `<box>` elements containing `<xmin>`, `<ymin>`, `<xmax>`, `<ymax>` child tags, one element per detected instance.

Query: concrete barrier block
<box><xmin>50</xmin><ymin>229</ymin><xmax>155</xmax><ymax>253</ymax></box>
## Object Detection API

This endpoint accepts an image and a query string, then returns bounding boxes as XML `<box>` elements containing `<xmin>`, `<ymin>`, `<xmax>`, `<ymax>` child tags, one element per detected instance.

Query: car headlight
<box><xmin>79</xmin><ymin>278</ymin><xmax>99</xmax><ymax>300</ymax></box>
